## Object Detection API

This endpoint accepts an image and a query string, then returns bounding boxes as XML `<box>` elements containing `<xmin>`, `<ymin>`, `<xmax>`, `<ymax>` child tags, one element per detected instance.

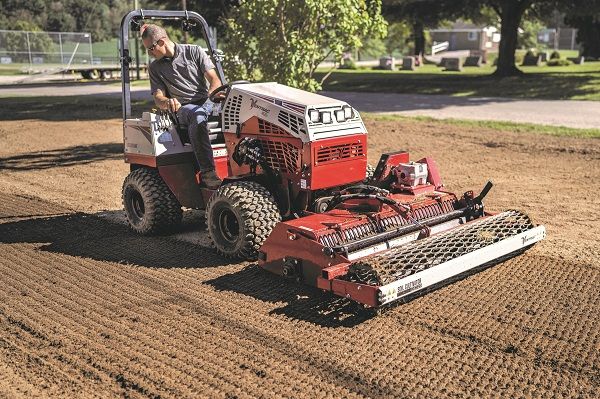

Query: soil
<box><xmin>0</xmin><ymin>104</ymin><xmax>599</xmax><ymax>398</ymax></box>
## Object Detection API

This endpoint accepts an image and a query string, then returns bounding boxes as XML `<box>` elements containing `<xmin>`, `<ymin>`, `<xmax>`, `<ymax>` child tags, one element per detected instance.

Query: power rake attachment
<box><xmin>259</xmin><ymin>167</ymin><xmax>545</xmax><ymax>308</ymax></box>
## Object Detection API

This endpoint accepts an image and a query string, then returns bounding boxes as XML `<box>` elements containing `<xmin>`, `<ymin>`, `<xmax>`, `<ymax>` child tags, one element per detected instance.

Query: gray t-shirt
<box><xmin>149</xmin><ymin>43</ymin><xmax>215</xmax><ymax>105</ymax></box>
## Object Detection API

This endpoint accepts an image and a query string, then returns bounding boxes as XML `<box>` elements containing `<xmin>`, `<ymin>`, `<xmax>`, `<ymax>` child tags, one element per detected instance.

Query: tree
<box><xmin>483</xmin><ymin>0</ymin><xmax>538</xmax><ymax>76</ymax></box>
<box><xmin>46</xmin><ymin>2</ymin><xmax>77</xmax><ymax>33</ymax></box>
<box><xmin>566</xmin><ymin>15</ymin><xmax>600</xmax><ymax>58</ymax></box>
<box><xmin>384</xmin><ymin>21</ymin><xmax>412</xmax><ymax>56</ymax></box>
<box><xmin>168</xmin><ymin>0</ymin><xmax>239</xmax><ymax>30</ymax></box>
<box><xmin>0</xmin><ymin>20</ymin><xmax>53</xmax><ymax>62</ymax></box>
<box><xmin>490</xmin><ymin>1</ymin><xmax>600</xmax><ymax>76</ymax></box>
<box><xmin>223</xmin><ymin>0</ymin><xmax>387</xmax><ymax>91</ymax></box>
<box><xmin>383</xmin><ymin>0</ymin><xmax>478</xmax><ymax>59</ymax></box>
<box><xmin>564</xmin><ymin>3</ymin><xmax>600</xmax><ymax>58</ymax></box>
<box><xmin>517</xmin><ymin>15</ymin><xmax>545</xmax><ymax>50</ymax></box>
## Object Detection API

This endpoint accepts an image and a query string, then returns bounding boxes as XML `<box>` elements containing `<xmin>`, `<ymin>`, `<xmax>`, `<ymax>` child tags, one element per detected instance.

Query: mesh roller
<box><xmin>348</xmin><ymin>210</ymin><xmax>535</xmax><ymax>286</ymax></box>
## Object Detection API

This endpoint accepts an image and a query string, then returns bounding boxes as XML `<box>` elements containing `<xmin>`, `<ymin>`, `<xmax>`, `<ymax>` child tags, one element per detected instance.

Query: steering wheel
<box><xmin>209</xmin><ymin>80</ymin><xmax>251</xmax><ymax>103</ymax></box>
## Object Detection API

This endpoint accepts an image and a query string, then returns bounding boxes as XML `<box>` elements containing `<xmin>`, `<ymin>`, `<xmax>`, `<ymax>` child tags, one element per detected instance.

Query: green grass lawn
<box><xmin>363</xmin><ymin>113</ymin><xmax>600</xmax><ymax>139</ymax></box>
<box><xmin>0</xmin><ymin>64</ymin><xmax>27</xmax><ymax>75</ymax></box>
<box><xmin>92</xmin><ymin>38</ymin><xmax>119</xmax><ymax>60</ymax></box>
<box><xmin>317</xmin><ymin>60</ymin><xmax>600</xmax><ymax>101</ymax></box>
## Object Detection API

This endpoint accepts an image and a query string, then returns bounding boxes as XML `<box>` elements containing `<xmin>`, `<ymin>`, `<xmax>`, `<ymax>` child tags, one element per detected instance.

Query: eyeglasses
<box><xmin>146</xmin><ymin>38</ymin><xmax>165</xmax><ymax>52</ymax></box>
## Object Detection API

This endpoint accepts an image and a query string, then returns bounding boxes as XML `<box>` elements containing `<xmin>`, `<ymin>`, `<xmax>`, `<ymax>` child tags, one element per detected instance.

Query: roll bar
<box><xmin>119</xmin><ymin>9</ymin><xmax>227</xmax><ymax>120</ymax></box>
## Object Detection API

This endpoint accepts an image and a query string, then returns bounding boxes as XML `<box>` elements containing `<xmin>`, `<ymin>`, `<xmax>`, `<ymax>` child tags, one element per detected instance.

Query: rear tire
<box><xmin>206</xmin><ymin>181</ymin><xmax>281</xmax><ymax>260</ymax></box>
<box><xmin>122</xmin><ymin>168</ymin><xmax>182</xmax><ymax>235</ymax></box>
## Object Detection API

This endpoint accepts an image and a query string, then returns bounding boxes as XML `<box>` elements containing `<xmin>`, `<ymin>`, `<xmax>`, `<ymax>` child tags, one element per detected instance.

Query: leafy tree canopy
<box><xmin>223</xmin><ymin>0</ymin><xmax>387</xmax><ymax>91</ymax></box>
<box><xmin>0</xmin><ymin>1</ymin><xmax>153</xmax><ymax>41</ymax></box>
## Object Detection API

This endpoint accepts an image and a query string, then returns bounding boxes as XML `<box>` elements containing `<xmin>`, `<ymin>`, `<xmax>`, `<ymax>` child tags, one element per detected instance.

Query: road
<box><xmin>0</xmin><ymin>81</ymin><xmax>598</xmax><ymax>129</ymax></box>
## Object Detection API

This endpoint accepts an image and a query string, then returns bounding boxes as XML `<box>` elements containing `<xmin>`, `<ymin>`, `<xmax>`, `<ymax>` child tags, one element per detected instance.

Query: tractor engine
<box><xmin>219</xmin><ymin>82</ymin><xmax>368</xmax><ymax>212</ymax></box>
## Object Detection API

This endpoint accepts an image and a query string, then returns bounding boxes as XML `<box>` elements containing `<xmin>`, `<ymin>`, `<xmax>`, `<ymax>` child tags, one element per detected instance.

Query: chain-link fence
<box><xmin>0</xmin><ymin>30</ymin><xmax>93</xmax><ymax>72</ymax></box>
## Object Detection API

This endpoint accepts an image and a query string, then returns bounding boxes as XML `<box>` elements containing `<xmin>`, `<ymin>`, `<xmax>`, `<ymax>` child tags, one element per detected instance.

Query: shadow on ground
<box><xmin>1</xmin><ymin>211</ymin><xmax>376</xmax><ymax>326</ymax></box>
<box><xmin>0</xmin><ymin>212</ymin><xmax>230</xmax><ymax>269</ymax></box>
<box><xmin>0</xmin><ymin>94</ymin><xmax>150</xmax><ymax>121</ymax></box>
<box><xmin>207</xmin><ymin>265</ymin><xmax>377</xmax><ymax>328</ymax></box>
<box><xmin>0</xmin><ymin>190</ymin><xmax>377</xmax><ymax>326</ymax></box>
<box><xmin>0</xmin><ymin>143</ymin><xmax>123</xmax><ymax>170</ymax></box>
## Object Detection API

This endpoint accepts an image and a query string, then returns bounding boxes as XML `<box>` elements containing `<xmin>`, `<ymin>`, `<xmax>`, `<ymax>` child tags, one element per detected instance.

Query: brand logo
<box><xmin>397</xmin><ymin>278</ymin><xmax>422</xmax><ymax>297</ymax></box>
<box><xmin>250</xmin><ymin>98</ymin><xmax>271</xmax><ymax>116</ymax></box>
<box><xmin>521</xmin><ymin>234</ymin><xmax>537</xmax><ymax>245</ymax></box>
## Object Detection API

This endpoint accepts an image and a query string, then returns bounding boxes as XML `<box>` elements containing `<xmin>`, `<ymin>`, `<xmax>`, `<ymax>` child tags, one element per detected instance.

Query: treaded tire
<box><xmin>206</xmin><ymin>181</ymin><xmax>281</xmax><ymax>260</ymax></box>
<box><xmin>122</xmin><ymin>168</ymin><xmax>183</xmax><ymax>235</ymax></box>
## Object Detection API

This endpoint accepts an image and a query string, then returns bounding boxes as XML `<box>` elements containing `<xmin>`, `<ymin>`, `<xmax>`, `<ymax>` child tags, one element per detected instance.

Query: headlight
<box><xmin>308</xmin><ymin>109</ymin><xmax>320</xmax><ymax>123</ymax></box>
<box><xmin>335</xmin><ymin>109</ymin><xmax>345</xmax><ymax>122</ymax></box>
<box><xmin>320</xmin><ymin>111</ymin><xmax>332</xmax><ymax>124</ymax></box>
<box><xmin>343</xmin><ymin>106</ymin><xmax>353</xmax><ymax>119</ymax></box>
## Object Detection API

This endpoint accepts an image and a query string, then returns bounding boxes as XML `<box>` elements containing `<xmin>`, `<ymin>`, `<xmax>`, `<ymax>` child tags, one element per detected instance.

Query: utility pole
<box><xmin>181</xmin><ymin>0</ymin><xmax>189</xmax><ymax>44</ymax></box>
<box><xmin>134</xmin><ymin>0</ymin><xmax>141</xmax><ymax>80</ymax></box>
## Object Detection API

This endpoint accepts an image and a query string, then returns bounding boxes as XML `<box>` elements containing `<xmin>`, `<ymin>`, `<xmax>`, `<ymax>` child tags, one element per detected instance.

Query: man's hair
<box><xmin>141</xmin><ymin>24</ymin><xmax>168</xmax><ymax>42</ymax></box>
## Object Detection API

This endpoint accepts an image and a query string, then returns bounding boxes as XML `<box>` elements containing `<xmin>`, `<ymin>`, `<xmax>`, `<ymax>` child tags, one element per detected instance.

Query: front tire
<box><xmin>122</xmin><ymin>168</ymin><xmax>182</xmax><ymax>235</ymax></box>
<box><xmin>206</xmin><ymin>181</ymin><xmax>281</xmax><ymax>260</ymax></box>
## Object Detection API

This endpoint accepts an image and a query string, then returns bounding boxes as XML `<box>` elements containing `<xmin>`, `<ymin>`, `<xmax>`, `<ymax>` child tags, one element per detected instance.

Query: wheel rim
<box><xmin>128</xmin><ymin>190</ymin><xmax>145</xmax><ymax>222</ymax></box>
<box><xmin>217</xmin><ymin>208</ymin><xmax>240</xmax><ymax>244</ymax></box>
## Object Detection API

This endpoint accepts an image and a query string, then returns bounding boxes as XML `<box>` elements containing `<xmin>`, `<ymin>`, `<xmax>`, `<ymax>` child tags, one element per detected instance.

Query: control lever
<box><xmin>463</xmin><ymin>180</ymin><xmax>493</xmax><ymax>221</ymax></box>
<box><xmin>475</xmin><ymin>180</ymin><xmax>493</xmax><ymax>203</ymax></box>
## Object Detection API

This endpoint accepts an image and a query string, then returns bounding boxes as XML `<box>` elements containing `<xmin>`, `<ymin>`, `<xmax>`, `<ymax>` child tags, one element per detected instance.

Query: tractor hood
<box><xmin>220</xmin><ymin>82</ymin><xmax>367</xmax><ymax>143</ymax></box>
<box><xmin>233</xmin><ymin>82</ymin><xmax>342</xmax><ymax>108</ymax></box>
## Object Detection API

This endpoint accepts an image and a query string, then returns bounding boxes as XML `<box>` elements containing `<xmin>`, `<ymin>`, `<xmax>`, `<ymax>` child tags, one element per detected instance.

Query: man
<box><xmin>141</xmin><ymin>24</ymin><xmax>225</xmax><ymax>189</ymax></box>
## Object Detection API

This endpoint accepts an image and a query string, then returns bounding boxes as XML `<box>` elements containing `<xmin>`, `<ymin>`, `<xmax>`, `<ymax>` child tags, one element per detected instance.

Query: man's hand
<box><xmin>153</xmin><ymin>90</ymin><xmax>181</xmax><ymax>112</ymax></box>
<box><xmin>164</xmin><ymin>97</ymin><xmax>181</xmax><ymax>112</ymax></box>
<box><xmin>209</xmin><ymin>90</ymin><xmax>227</xmax><ymax>102</ymax></box>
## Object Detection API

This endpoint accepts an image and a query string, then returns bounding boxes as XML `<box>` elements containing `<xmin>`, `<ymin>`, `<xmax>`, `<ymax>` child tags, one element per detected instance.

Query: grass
<box><xmin>317</xmin><ymin>60</ymin><xmax>600</xmax><ymax>101</ymax></box>
<box><xmin>121</xmin><ymin>79</ymin><xmax>151</xmax><ymax>88</ymax></box>
<box><xmin>91</xmin><ymin>39</ymin><xmax>120</xmax><ymax>62</ymax></box>
<box><xmin>363</xmin><ymin>113</ymin><xmax>600</xmax><ymax>139</ymax></box>
<box><xmin>0</xmin><ymin>64</ymin><xmax>27</xmax><ymax>75</ymax></box>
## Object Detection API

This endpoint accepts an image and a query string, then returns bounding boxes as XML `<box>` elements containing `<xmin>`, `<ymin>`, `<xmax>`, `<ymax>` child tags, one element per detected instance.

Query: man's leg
<box><xmin>177</xmin><ymin>102</ymin><xmax>215</xmax><ymax>172</ymax></box>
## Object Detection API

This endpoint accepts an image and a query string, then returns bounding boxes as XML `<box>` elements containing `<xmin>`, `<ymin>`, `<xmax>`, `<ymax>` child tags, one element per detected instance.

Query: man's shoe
<box><xmin>201</xmin><ymin>169</ymin><xmax>222</xmax><ymax>189</ymax></box>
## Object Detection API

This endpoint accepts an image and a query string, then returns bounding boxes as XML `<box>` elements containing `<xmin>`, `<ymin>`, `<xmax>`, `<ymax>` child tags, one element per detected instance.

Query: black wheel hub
<box><xmin>128</xmin><ymin>189</ymin><xmax>145</xmax><ymax>223</ymax></box>
<box><xmin>217</xmin><ymin>208</ymin><xmax>240</xmax><ymax>244</ymax></box>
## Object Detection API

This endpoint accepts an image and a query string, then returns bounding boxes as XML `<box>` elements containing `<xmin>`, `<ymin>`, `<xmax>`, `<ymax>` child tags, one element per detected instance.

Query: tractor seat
<box><xmin>176</xmin><ymin>117</ymin><xmax>224</xmax><ymax>145</ymax></box>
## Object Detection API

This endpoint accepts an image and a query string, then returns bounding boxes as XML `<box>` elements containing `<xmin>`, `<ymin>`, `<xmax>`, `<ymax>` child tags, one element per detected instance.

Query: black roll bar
<box><xmin>119</xmin><ymin>9</ymin><xmax>227</xmax><ymax>120</ymax></box>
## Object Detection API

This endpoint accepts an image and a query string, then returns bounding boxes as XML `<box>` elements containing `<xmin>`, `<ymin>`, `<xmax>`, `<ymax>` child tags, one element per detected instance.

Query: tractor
<box><xmin>119</xmin><ymin>10</ymin><xmax>545</xmax><ymax>308</ymax></box>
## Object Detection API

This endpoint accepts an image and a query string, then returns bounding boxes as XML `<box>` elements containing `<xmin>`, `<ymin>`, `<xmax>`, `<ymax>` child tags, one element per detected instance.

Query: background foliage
<box><xmin>222</xmin><ymin>0</ymin><xmax>387</xmax><ymax>91</ymax></box>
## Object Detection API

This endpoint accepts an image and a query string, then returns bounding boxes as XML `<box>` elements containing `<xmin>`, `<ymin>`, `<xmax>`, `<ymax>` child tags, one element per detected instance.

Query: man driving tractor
<box><xmin>141</xmin><ymin>23</ymin><xmax>224</xmax><ymax>189</ymax></box>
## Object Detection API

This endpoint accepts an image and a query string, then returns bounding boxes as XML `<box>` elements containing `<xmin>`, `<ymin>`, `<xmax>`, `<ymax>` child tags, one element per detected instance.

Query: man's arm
<box><xmin>205</xmin><ymin>68</ymin><xmax>225</xmax><ymax>101</ymax></box>
<box><xmin>153</xmin><ymin>89</ymin><xmax>180</xmax><ymax>111</ymax></box>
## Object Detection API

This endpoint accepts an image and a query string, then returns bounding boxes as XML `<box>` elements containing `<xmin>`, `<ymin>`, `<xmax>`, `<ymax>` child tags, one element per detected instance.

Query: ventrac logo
<box><xmin>250</xmin><ymin>98</ymin><xmax>271</xmax><ymax>116</ymax></box>
<box><xmin>522</xmin><ymin>234</ymin><xmax>537</xmax><ymax>245</ymax></box>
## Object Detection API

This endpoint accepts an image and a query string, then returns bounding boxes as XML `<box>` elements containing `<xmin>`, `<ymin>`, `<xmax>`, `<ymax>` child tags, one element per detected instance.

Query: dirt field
<box><xmin>0</xmin><ymin>97</ymin><xmax>599</xmax><ymax>398</ymax></box>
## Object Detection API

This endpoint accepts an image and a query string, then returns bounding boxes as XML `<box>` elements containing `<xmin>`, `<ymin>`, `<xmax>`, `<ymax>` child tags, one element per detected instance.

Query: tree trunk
<box><xmin>413</xmin><ymin>20</ymin><xmax>425</xmax><ymax>59</ymax></box>
<box><xmin>494</xmin><ymin>0</ymin><xmax>529</xmax><ymax>77</ymax></box>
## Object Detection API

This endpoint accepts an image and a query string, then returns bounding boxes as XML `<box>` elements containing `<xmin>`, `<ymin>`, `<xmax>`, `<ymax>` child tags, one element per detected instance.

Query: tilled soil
<box><xmin>0</xmin><ymin>105</ymin><xmax>599</xmax><ymax>398</ymax></box>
